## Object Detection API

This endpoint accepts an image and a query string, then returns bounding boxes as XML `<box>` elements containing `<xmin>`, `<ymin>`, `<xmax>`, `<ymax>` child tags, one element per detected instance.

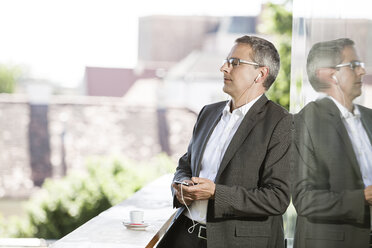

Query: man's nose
<box><xmin>220</xmin><ymin>62</ymin><xmax>231</xmax><ymax>73</ymax></box>
<box><xmin>356</xmin><ymin>66</ymin><xmax>366</xmax><ymax>76</ymax></box>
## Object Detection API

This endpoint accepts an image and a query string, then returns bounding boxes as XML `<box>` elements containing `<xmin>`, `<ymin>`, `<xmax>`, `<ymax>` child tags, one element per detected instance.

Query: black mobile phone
<box><xmin>174</xmin><ymin>180</ymin><xmax>190</xmax><ymax>186</ymax></box>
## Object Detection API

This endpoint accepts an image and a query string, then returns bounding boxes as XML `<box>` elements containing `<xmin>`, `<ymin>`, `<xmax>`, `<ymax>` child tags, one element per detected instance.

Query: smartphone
<box><xmin>174</xmin><ymin>180</ymin><xmax>190</xmax><ymax>186</ymax></box>
<box><xmin>174</xmin><ymin>180</ymin><xmax>198</xmax><ymax>186</ymax></box>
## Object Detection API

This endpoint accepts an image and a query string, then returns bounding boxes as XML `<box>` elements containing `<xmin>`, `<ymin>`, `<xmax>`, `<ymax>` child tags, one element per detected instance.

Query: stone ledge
<box><xmin>0</xmin><ymin>238</ymin><xmax>53</xmax><ymax>247</ymax></box>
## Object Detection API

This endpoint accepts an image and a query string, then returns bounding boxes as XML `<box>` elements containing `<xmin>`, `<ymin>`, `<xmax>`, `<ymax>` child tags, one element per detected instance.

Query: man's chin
<box><xmin>222</xmin><ymin>85</ymin><xmax>229</xmax><ymax>94</ymax></box>
<box><xmin>352</xmin><ymin>89</ymin><xmax>362</xmax><ymax>99</ymax></box>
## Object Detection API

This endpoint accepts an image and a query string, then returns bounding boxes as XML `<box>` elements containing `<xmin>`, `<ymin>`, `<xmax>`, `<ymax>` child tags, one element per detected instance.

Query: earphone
<box><xmin>231</xmin><ymin>72</ymin><xmax>263</xmax><ymax>108</ymax></box>
<box><xmin>255</xmin><ymin>73</ymin><xmax>262</xmax><ymax>82</ymax></box>
<box><xmin>180</xmin><ymin>184</ymin><xmax>199</xmax><ymax>233</ymax></box>
<box><xmin>332</xmin><ymin>75</ymin><xmax>338</xmax><ymax>84</ymax></box>
<box><xmin>332</xmin><ymin>74</ymin><xmax>346</xmax><ymax>107</ymax></box>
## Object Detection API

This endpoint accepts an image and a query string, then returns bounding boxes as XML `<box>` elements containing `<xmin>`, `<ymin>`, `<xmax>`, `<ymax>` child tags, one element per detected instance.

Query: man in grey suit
<box><xmin>157</xmin><ymin>36</ymin><xmax>292</xmax><ymax>248</ymax></box>
<box><xmin>293</xmin><ymin>38</ymin><xmax>372</xmax><ymax>248</ymax></box>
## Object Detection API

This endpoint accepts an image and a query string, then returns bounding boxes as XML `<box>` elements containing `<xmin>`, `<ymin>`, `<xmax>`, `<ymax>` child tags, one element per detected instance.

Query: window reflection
<box><xmin>291</xmin><ymin>1</ymin><xmax>372</xmax><ymax>247</ymax></box>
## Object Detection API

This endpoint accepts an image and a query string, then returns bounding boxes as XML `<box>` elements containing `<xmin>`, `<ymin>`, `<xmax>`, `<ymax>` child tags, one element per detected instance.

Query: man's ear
<box><xmin>316</xmin><ymin>68</ymin><xmax>337</xmax><ymax>84</ymax></box>
<box><xmin>257</xmin><ymin>67</ymin><xmax>269</xmax><ymax>82</ymax></box>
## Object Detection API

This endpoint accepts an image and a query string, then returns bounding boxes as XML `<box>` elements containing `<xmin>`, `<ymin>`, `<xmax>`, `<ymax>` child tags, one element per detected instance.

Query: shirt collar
<box><xmin>223</xmin><ymin>94</ymin><xmax>263</xmax><ymax>117</ymax></box>
<box><xmin>327</xmin><ymin>96</ymin><xmax>360</xmax><ymax>119</ymax></box>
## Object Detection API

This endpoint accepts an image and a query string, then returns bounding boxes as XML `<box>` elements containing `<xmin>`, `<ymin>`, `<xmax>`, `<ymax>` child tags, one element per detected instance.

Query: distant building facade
<box><xmin>0</xmin><ymin>92</ymin><xmax>196</xmax><ymax>198</ymax></box>
<box><xmin>1</xmin><ymin>14</ymin><xmax>269</xmax><ymax>198</ymax></box>
<box><xmin>137</xmin><ymin>15</ymin><xmax>220</xmax><ymax>70</ymax></box>
<box><xmin>84</xmin><ymin>67</ymin><xmax>157</xmax><ymax>97</ymax></box>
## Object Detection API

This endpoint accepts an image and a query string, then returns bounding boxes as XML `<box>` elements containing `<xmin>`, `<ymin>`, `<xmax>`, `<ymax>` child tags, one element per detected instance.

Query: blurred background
<box><xmin>0</xmin><ymin>0</ymin><xmax>291</xmax><ymax>241</ymax></box>
<box><xmin>1</xmin><ymin>0</ymin><xmax>371</xmax><ymax>245</ymax></box>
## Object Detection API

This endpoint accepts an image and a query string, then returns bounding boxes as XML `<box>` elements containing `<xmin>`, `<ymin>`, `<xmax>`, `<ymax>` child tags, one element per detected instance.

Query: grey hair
<box><xmin>235</xmin><ymin>35</ymin><xmax>280</xmax><ymax>90</ymax></box>
<box><xmin>306</xmin><ymin>38</ymin><xmax>355</xmax><ymax>92</ymax></box>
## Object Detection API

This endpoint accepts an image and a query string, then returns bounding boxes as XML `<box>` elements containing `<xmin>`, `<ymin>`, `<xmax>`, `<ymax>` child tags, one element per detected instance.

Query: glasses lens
<box><xmin>351</xmin><ymin>61</ymin><xmax>365</xmax><ymax>69</ymax></box>
<box><xmin>229</xmin><ymin>58</ymin><xmax>240</xmax><ymax>66</ymax></box>
<box><xmin>223</xmin><ymin>58</ymin><xmax>239</xmax><ymax>67</ymax></box>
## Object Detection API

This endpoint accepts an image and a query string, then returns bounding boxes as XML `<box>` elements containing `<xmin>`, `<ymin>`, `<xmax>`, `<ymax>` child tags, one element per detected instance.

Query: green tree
<box><xmin>1</xmin><ymin>154</ymin><xmax>175</xmax><ymax>239</ymax></box>
<box><xmin>0</xmin><ymin>64</ymin><xmax>22</xmax><ymax>94</ymax></box>
<box><xmin>260</xmin><ymin>1</ymin><xmax>293</xmax><ymax>110</ymax></box>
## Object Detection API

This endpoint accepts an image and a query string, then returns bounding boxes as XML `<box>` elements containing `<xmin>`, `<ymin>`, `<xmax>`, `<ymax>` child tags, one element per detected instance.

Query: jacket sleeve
<box><xmin>172</xmin><ymin>106</ymin><xmax>205</xmax><ymax>208</ymax></box>
<box><xmin>213</xmin><ymin>114</ymin><xmax>292</xmax><ymax>218</ymax></box>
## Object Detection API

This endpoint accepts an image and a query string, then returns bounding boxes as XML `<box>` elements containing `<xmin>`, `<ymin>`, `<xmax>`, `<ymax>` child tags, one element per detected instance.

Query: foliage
<box><xmin>260</xmin><ymin>3</ymin><xmax>295</xmax><ymax>238</ymax></box>
<box><xmin>0</xmin><ymin>154</ymin><xmax>175</xmax><ymax>239</ymax></box>
<box><xmin>260</xmin><ymin>1</ymin><xmax>293</xmax><ymax>110</ymax></box>
<box><xmin>0</xmin><ymin>64</ymin><xmax>23</xmax><ymax>94</ymax></box>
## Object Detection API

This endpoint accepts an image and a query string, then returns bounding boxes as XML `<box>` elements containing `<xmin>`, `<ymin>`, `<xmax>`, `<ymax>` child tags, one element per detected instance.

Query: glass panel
<box><xmin>291</xmin><ymin>1</ymin><xmax>372</xmax><ymax>247</ymax></box>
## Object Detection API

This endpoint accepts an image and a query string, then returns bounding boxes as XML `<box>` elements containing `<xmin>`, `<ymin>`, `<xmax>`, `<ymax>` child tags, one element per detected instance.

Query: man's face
<box><xmin>335</xmin><ymin>46</ymin><xmax>366</xmax><ymax>101</ymax></box>
<box><xmin>220</xmin><ymin>43</ymin><xmax>262</xmax><ymax>99</ymax></box>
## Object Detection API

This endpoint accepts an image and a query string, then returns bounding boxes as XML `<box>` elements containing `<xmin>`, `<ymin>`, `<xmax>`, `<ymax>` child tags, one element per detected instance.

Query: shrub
<box><xmin>0</xmin><ymin>64</ymin><xmax>23</xmax><ymax>94</ymax></box>
<box><xmin>1</xmin><ymin>154</ymin><xmax>175</xmax><ymax>239</ymax></box>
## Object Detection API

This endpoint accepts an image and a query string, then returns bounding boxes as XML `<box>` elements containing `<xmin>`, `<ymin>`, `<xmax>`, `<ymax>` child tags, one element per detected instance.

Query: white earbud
<box><xmin>332</xmin><ymin>75</ymin><xmax>338</xmax><ymax>84</ymax></box>
<box><xmin>255</xmin><ymin>74</ymin><xmax>262</xmax><ymax>82</ymax></box>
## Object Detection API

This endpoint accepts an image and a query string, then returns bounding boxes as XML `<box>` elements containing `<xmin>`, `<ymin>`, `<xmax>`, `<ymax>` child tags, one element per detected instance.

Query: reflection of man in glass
<box><xmin>293</xmin><ymin>38</ymin><xmax>372</xmax><ymax>248</ymax></box>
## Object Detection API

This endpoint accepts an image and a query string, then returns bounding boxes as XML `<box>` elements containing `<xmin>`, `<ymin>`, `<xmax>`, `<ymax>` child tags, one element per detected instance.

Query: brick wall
<box><xmin>0</xmin><ymin>94</ymin><xmax>197</xmax><ymax>198</ymax></box>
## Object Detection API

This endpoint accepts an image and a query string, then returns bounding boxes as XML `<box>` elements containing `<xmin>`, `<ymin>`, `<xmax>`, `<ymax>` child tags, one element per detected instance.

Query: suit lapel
<box><xmin>214</xmin><ymin>95</ymin><xmax>268</xmax><ymax>182</ymax></box>
<box><xmin>195</xmin><ymin>103</ymin><xmax>225</xmax><ymax>176</ymax></box>
<box><xmin>321</xmin><ymin>98</ymin><xmax>362</xmax><ymax>179</ymax></box>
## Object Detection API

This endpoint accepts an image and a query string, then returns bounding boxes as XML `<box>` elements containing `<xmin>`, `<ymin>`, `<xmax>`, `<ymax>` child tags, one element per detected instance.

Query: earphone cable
<box><xmin>180</xmin><ymin>184</ymin><xmax>199</xmax><ymax>233</ymax></box>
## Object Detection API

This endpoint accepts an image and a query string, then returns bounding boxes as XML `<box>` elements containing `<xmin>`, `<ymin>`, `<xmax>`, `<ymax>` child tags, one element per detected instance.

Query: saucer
<box><xmin>122</xmin><ymin>222</ymin><xmax>149</xmax><ymax>231</ymax></box>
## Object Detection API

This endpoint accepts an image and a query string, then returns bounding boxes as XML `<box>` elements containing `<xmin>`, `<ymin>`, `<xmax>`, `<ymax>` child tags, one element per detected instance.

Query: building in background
<box><xmin>159</xmin><ymin>15</ymin><xmax>265</xmax><ymax>112</ymax></box>
<box><xmin>0</xmin><ymin>14</ymin><xmax>265</xmax><ymax>199</ymax></box>
<box><xmin>84</xmin><ymin>67</ymin><xmax>156</xmax><ymax>97</ymax></box>
<box><xmin>137</xmin><ymin>15</ymin><xmax>220</xmax><ymax>70</ymax></box>
<box><xmin>83</xmin><ymin>15</ymin><xmax>264</xmax><ymax>111</ymax></box>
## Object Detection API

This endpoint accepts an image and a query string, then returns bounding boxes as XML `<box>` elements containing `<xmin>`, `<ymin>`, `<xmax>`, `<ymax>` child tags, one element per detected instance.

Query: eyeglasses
<box><xmin>335</xmin><ymin>60</ymin><xmax>365</xmax><ymax>70</ymax></box>
<box><xmin>222</xmin><ymin>58</ymin><xmax>261</xmax><ymax>67</ymax></box>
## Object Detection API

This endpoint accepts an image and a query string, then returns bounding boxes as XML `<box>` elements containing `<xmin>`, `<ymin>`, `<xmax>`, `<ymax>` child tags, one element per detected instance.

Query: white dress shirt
<box><xmin>329</xmin><ymin>97</ymin><xmax>372</xmax><ymax>228</ymax></box>
<box><xmin>185</xmin><ymin>95</ymin><xmax>262</xmax><ymax>224</ymax></box>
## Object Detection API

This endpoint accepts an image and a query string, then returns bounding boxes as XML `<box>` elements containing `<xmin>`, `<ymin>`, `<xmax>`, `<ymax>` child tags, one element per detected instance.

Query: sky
<box><xmin>0</xmin><ymin>0</ymin><xmax>262</xmax><ymax>88</ymax></box>
<box><xmin>1</xmin><ymin>0</ymin><xmax>369</xmax><ymax>89</ymax></box>
<box><xmin>293</xmin><ymin>0</ymin><xmax>372</xmax><ymax>19</ymax></box>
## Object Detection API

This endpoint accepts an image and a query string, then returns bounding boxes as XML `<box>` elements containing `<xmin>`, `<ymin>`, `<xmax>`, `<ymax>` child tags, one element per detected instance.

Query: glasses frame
<box><xmin>223</xmin><ymin>58</ymin><xmax>261</xmax><ymax>68</ymax></box>
<box><xmin>335</xmin><ymin>60</ymin><xmax>365</xmax><ymax>70</ymax></box>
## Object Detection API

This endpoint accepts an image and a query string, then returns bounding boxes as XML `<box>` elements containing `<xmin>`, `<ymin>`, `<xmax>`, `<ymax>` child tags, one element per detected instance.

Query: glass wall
<box><xmin>290</xmin><ymin>0</ymin><xmax>372</xmax><ymax>247</ymax></box>
<box><xmin>291</xmin><ymin>0</ymin><xmax>372</xmax><ymax>110</ymax></box>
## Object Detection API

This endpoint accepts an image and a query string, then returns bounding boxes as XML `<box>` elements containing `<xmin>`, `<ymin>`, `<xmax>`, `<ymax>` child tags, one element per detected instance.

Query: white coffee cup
<box><xmin>130</xmin><ymin>210</ymin><xmax>144</xmax><ymax>224</ymax></box>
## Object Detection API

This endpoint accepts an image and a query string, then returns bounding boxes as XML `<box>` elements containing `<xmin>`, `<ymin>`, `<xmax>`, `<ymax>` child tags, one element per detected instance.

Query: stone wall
<box><xmin>0</xmin><ymin>96</ymin><xmax>32</xmax><ymax>198</ymax></box>
<box><xmin>0</xmin><ymin>94</ymin><xmax>197</xmax><ymax>198</ymax></box>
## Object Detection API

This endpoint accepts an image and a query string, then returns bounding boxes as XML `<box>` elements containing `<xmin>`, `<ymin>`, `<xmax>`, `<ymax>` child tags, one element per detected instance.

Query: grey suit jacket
<box><xmin>169</xmin><ymin>95</ymin><xmax>292</xmax><ymax>248</ymax></box>
<box><xmin>293</xmin><ymin>97</ymin><xmax>372</xmax><ymax>248</ymax></box>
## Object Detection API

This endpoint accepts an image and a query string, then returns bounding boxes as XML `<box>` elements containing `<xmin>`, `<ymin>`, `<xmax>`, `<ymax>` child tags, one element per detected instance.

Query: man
<box><xmin>157</xmin><ymin>35</ymin><xmax>291</xmax><ymax>248</ymax></box>
<box><xmin>293</xmin><ymin>38</ymin><xmax>372</xmax><ymax>248</ymax></box>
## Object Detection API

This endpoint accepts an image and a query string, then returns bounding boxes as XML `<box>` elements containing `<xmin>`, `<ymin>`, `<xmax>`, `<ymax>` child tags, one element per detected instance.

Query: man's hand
<box><xmin>172</xmin><ymin>178</ymin><xmax>216</xmax><ymax>205</ymax></box>
<box><xmin>364</xmin><ymin>185</ymin><xmax>372</xmax><ymax>205</ymax></box>
<box><xmin>172</xmin><ymin>179</ymin><xmax>194</xmax><ymax>206</ymax></box>
<box><xmin>188</xmin><ymin>177</ymin><xmax>216</xmax><ymax>200</ymax></box>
